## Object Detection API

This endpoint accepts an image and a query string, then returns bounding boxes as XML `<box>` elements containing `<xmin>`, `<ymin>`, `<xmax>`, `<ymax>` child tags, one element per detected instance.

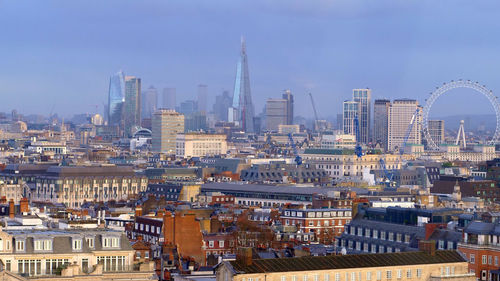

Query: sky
<box><xmin>1</xmin><ymin>0</ymin><xmax>500</xmax><ymax>119</ymax></box>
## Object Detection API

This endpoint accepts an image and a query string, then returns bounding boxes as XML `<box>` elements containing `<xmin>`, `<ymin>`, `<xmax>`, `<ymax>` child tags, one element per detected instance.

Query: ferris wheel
<box><xmin>422</xmin><ymin>79</ymin><xmax>500</xmax><ymax>150</ymax></box>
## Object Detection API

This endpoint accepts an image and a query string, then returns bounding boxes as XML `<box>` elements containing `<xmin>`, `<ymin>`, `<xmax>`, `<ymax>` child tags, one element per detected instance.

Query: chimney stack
<box><xmin>8</xmin><ymin>199</ymin><xmax>14</xmax><ymax>219</ymax></box>
<box><xmin>135</xmin><ymin>206</ymin><xmax>143</xmax><ymax>217</ymax></box>
<box><xmin>419</xmin><ymin>240</ymin><xmax>436</xmax><ymax>256</ymax></box>
<box><xmin>236</xmin><ymin>247</ymin><xmax>253</xmax><ymax>266</ymax></box>
<box><xmin>20</xmin><ymin>197</ymin><xmax>29</xmax><ymax>215</ymax></box>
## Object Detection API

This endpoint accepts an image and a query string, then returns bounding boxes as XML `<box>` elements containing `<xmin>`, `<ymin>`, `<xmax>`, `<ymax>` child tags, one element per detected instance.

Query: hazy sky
<box><xmin>1</xmin><ymin>0</ymin><xmax>500</xmax><ymax>119</ymax></box>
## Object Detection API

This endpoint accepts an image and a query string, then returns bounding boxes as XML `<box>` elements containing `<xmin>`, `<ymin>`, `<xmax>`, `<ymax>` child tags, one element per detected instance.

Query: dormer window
<box><xmin>86</xmin><ymin>237</ymin><xmax>95</xmax><ymax>248</ymax></box>
<box><xmin>34</xmin><ymin>240</ymin><xmax>52</xmax><ymax>251</ymax></box>
<box><xmin>103</xmin><ymin>237</ymin><xmax>120</xmax><ymax>248</ymax></box>
<box><xmin>16</xmin><ymin>240</ymin><xmax>25</xmax><ymax>252</ymax></box>
<box><xmin>73</xmin><ymin>239</ymin><xmax>82</xmax><ymax>251</ymax></box>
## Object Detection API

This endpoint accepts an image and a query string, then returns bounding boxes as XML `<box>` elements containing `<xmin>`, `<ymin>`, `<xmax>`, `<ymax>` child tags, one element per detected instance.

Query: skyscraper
<box><xmin>162</xmin><ymin>88</ymin><xmax>176</xmax><ymax>110</ymax></box>
<box><xmin>265</xmin><ymin>98</ymin><xmax>288</xmax><ymax>131</ymax></box>
<box><xmin>213</xmin><ymin>90</ymin><xmax>232</xmax><ymax>122</ymax></box>
<box><xmin>428</xmin><ymin>120</ymin><xmax>445</xmax><ymax>147</ymax></box>
<box><xmin>152</xmin><ymin>109</ymin><xmax>184</xmax><ymax>154</ymax></box>
<box><xmin>373</xmin><ymin>99</ymin><xmax>390</xmax><ymax>151</ymax></box>
<box><xmin>142</xmin><ymin>86</ymin><xmax>158</xmax><ymax>120</ymax></box>
<box><xmin>197</xmin><ymin>84</ymin><xmax>208</xmax><ymax>113</ymax></box>
<box><xmin>352</xmin><ymin>89</ymin><xmax>371</xmax><ymax>144</ymax></box>
<box><xmin>343</xmin><ymin>101</ymin><xmax>359</xmax><ymax>136</ymax></box>
<box><xmin>282</xmin><ymin>89</ymin><xmax>294</xmax><ymax>125</ymax></box>
<box><xmin>124</xmin><ymin>76</ymin><xmax>141</xmax><ymax>136</ymax></box>
<box><xmin>229</xmin><ymin>37</ymin><xmax>255</xmax><ymax>133</ymax></box>
<box><xmin>387</xmin><ymin>99</ymin><xmax>422</xmax><ymax>152</ymax></box>
<box><xmin>107</xmin><ymin>71</ymin><xmax>125</xmax><ymax>126</ymax></box>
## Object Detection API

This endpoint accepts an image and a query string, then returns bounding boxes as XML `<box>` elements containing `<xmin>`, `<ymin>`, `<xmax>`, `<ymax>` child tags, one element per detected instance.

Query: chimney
<box><xmin>137</xmin><ymin>235</ymin><xmax>143</xmax><ymax>241</ymax></box>
<box><xmin>236</xmin><ymin>247</ymin><xmax>253</xmax><ymax>266</ymax></box>
<box><xmin>419</xmin><ymin>240</ymin><xmax>436</xmax><ymax>256</ymax></box>
<box><xmin>8</xmin><ymin>199</ymin><xmax>14</xmax><ymax>218</ymax></box>
<box><xmin>20</xmin><ymin>197</ymin><xmax>29</xmax><ymax>215</ymax></box>
<box><xmin>135</xmin><ymin>206</ymin><xmax>143</xmax><ymax>217</ymax></box>
<box><xmin>0</xmin><ymin>196</ymin><xmax>6</xmax><ymax>204</ymax></box>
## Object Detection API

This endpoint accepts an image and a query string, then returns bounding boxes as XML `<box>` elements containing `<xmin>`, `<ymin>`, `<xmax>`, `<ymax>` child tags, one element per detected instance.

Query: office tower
<box><xmin>107</xmin><ymin>71</ymin><xmax>125</xmax><ymax>126</ymax></box>
<box><xmin>142</xmin><ymin>86</ymin><xmax>158</xmax><ymax>120</ymax></box>
<box><xmin>387</xmin><ymin>99</ymin><xmax>422</xmax><ymax>152</ymax></box>
<box><xmin>373</xmin><ymin>99</ymin><xmax>391</xmax><ymax>150</ymax></box>
<box><xmin>123</xmin><ymin>76</ymin><xmax>141</xmax><ymax>136</ymax></box>
<box><xmin>265</xmin><ymin>98</ymin><xmax>288</xmax><ymax>131</ymax></box>
<box><xmin>152</xmin><ymin>109</ymin><xmax>184</xmax><ymax>154</ymax></box>
<box><xmin>229</xmin><ymin>37</ymin><xmax>255</xmax><ymax>132</ymax></box>
<box><xmin>179</xmin><ymin>100</ymin><xmax>198</xmax><ymax>115</ymax></box>
<box><xmin>162</xmin><ymin>88</ymin><xmax>176</xmax><ymax>110</ymax></box>
<box><xmin>352</xmin><ymin>89</ymin><xmax>371</xmax><ymax>144</ymax></box>
<box><xmin>343</xmin><ymin>100</ymin><xmax>359</xmax><ymax>136</ymax></box>
<box><xmin>428</xmin><ymin>120</ymin><xmax>445</xmax><ymax>146</ymax></box>
<box><xmin>282</xmin><ymin>89</ymin><xmax>294</xmax><ymax>125</ymax></box>
<box><xmin>336</xmin><ymin>113</ymin><xmax>343</xmax><ymax>130</ymax></box>
<box><xmin>185</xmin><ymin>112</ymin><xmax>207</xmax><ymax>132</ymax></box>
<box><xmin>197</xmin><ymin>84</ymin><xmax>208</xmax><ymax>113</ymax></box>
<box><xmin>213</xmin><ymin>90</ymin><xmax>232</xmax><ymax>122</ymax></box>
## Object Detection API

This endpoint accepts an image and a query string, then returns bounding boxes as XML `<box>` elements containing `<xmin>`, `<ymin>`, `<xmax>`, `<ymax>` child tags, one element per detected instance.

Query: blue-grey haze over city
<box><xmin>1</xmin><ymin>0</ymin><xmax>500</xmax><ymax>119</ymax></box>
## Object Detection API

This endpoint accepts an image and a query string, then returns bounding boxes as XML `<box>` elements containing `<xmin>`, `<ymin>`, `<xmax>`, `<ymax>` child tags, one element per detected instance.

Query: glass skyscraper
<box><xmin>230</xmin><ymin>37</ymin><xmax>255</xmax><ymax>133</ymax></box>
<box><xmin>124</xmin><ymin>76</ymin><xmax>141</xmax><ymax>136</ymax></box>
<box><xmin>107</xmin><ymin>71</ymin><xmax>125</xmax><ymax>126</ymax></box>
<box><xmin>352</xmin><ymin>88</ymin><xmax>371</xmax><ymax>144</ymax></box>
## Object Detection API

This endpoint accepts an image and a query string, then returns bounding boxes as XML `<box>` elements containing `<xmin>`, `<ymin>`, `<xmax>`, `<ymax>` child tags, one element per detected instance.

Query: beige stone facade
<box><xmin>176</xmin><ymin>133</ymin><xmax>227</xmax><ymax>158</ymax></box>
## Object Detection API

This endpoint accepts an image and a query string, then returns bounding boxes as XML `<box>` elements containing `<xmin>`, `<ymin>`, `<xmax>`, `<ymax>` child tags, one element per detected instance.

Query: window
<box><xmin>145</xmin><ymin>251</ymin><xmax>149</xmax><ymax>259</ymax></box>
<box><xmin>396</xmin><ymin>233</ymin><xmax>402</xmax><ymax>242</ymax></box>
<box><xmin>380</xmin><ymin>231</ymin><xmax>385</xmax><ymax>240</ymax></box>
<box><xmin>496</xmin><ymin>256</ymin><xmax>498</xmax><ymax>266</ymax></box>
<box><xmin>351</xmin><ymin>272</ymin><xmax>355</xmax><ymax>281</ymax></box>
<box><xmin>482</xmin><ymin>255</ymin><xmax>487</xmax><ymax>264</ymax></box>
<box><xmin>373</xmin><ymin>230</ymin><xmax>378</xmax><ymax>239</ymax></box>
<box><xmin>416</xmin><ymin>269</ymin><xmax>422</xmax><ymax>278</ymax></box>
<box><xmin>219</xmin><ymin>241</ymin><xmax>225</xmax><ymax>248</ymax></box>
<box><xmin>324</xmin><ymin>274</ymin><xmax>329</xmax><ymax>281</ymax></box>
<box><xmin>5</xmin><ymin>260</ymin><xmax>11</xmax><ymax>271</ymax></box>
<box><xmin>86</xmin><ymin>238</ymin><xmax>94</xmax><ymax>248</ymax></box>
<box><xmin>209</xmin><ymin>241</ymin><xmax>214</xmax><ymax>248</ymax></box>
<box><xmin>470</xmin><ymin>254</ymin><xmax>475</xmax><ymax>264</ymax></box>
<box><xmin>447</xmin><ymin>241</ymin><xmax>454</xmax><ymax>249</ymax></box>
<box><xmin>34</xmin><ymin>240</ymin><xmax>52</xmax><ymax>251</ymax></box>
<box><xmin>376</xmin><ymin>271</ymin><xmax>381</xmax><ymax>281</ymax></box>
<box><xmin>366</xmin><ymin>272</ymin><xmax>371</xmax><ymax>281</ymax></box>
<box><xmin>292</xmin><ymin>276</ymin><xmax>297</xmax><ymax>281</ymax></box>
<box><xmin>386</xmin><ymin>270</ymin><xmax>392</xmax><ymax>279</ymax></box>
<box><xmin>73</xmin><ymin>239</ymin><xmax>82</xmax><ymax>250</ymax></box>
<box><xmin>396</xmin><ymin>269</ymin><xmax>401</xmax><ymax>279</ymax></box>
<box><xmin>335</xmin><ymin>273</ymin><xmax>340</xmax><ymax>281</ymax></box>
<box><xmin>445</xmin><ymin>267</ymin><xmax>450</xmax><ymax>276</ymax></box>
<box><xmin>314</xmin><ymin>274</ymin><xmax>319</xmax><ymax>281</ymax></box>
<box><xmin>136</xmin><ymin>252</ymin><xmax>141</xmax><ymax>259</ymax></box>
<box><xmin>16</xmin><ymin>240</ymin><xmax>25</xmax><ymax>251</ymax></box>
<box><xmin>303</xmin><ymin>275</ymin><xmax>307</xmax><ymax>281</ymax></box>
<box><xmin>438</xmin><ymin>240</ymin><xmax>444</xmax><ymax>249</ymax></box>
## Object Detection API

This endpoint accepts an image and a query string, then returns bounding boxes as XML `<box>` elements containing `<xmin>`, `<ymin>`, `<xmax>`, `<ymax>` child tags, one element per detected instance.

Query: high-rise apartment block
<box><xmin>373</xmin><ymin>99</ymin><xmax>391</xmax><ymax>150</ymax></box>
<box><xmin>343</xmin><ymin>100</ymin><xmax>359</xmax><ymax>136</ymax></box>
<box><xmin>387</xmin><ymin>99</ymin><xmax>422</xmax><ymax>152</ymax></box>
<box><xmin>352</xmin><ymin>88</ymin><xmax>371</xmax><ymax>144</ymax></box>
<box><xmin>124</xmin><ymin>76</ymin><xmax>141</xmax><ymax>136</ymax></box>
<box><xmin>152</xmin><ymin>109</ymin><xmax>185</xmax><ymax>154</ymax></box>
<box><xmin>428</xmin><ymin>120</ymin><xmax>445</xmax><ymax>146</ymax></box>
<box><xmin>162</xmin><ymin>88</ymin><xmax>176</xmax><ymax>110</ymax></box>
<box><xmin>282</xmin><ymin>89</ymin><xmax>294</xmax><ymax>125</ymax></box>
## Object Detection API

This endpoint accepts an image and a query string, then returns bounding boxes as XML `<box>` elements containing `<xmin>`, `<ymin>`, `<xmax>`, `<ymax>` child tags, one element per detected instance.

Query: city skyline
<box><xmin>1</xmin><ymin>1</ymin><xmax>500</xmax><ymax>118</ymax></box>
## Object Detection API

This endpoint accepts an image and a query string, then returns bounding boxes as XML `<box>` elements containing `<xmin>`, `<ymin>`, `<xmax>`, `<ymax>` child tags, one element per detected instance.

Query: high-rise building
<box><xmin>123</xmin><ymin>76</ymin><xmax>141</xmax><ymax>136</ymax></box>
<box><xmin>428</xmin><ymin>120</ymin><xmax>445</xmax><ymax>147</ymax></box>
<box><xmin>373</xmin><ymin>99</ymin><xmax>390</xmax><ymax>151</ymax></box>
<box><xmin>162</xmin><ymin>88</ymin><xmax>176</xmax><ymax>110</ymax></box>
<box><xmin>343</xmin><ymin>100</ymin><xmax>359</xmax><ymax>136</ymax></box>
<box><xmin>142</xmin><ymin>86</ymin><xmax>158</xmax><ymax>120</ymax></box>
<box><xmin>265</xmin><ymin>98</ymin><xmax>288</xmax><ymax>132</ymax></box>
<box><xmin>352</xmin><ymin>88</ymin><xmax>371</xmax><ymax>144</ymax></box>
<box><xmin>152</xmin><ymin>109</ymin><xmax>184</xmax><ymax>154</ymax></box>
<box><xmin>387</xmin><ymin>99</ymin><xmax>422</xmax><ymax>152</ymax></box>
<box><xmin>179</xmin><ymin>100</ymin><xmax>198</xmax><ymax>115</ymax></box>
<box><xmin>229</xmin><ymin>37</ymin><xmax>255</xmax><ymax>132</ymax></box>
<box><xmin>213</xmin><ymin>90</ymin><xmax>232</xmax><ymax>122</ymax></box>
<box><xmin>107</xmin><ymin>71</ymin><xmax>125</xmax><ymax>126</ymax></box>
<box><xmin>282</xmin><ymin>89</ymin><xmax>294</xmax><ymax>125</ymax></box>
<box><xmin>197</xmin><ymin>84</ymin><xmax>208</xmax><ymax>113</ymax></box>
<box><xmin>185</xmin><ymin>112</ymin><xmax>207</xmax><ymax>132</ymax></box>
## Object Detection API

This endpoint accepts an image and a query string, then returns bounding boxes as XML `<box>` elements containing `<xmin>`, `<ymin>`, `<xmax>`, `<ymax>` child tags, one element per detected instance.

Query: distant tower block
<box><xmin>455</xmin><ymin>120</ymin><xmax>466</xmax><ymax>149</ymax></box>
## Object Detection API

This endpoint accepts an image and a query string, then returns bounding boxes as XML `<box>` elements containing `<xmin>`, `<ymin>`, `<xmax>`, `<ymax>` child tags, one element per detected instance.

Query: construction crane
<box><xmin>308</xmin><ymin>93</ymin><xmax>320</xmax><ymax>131</ymax></box>
<box><xmin>354</xmin><ymin>115</ymin><xmax>362</xmax><ymax>158</ymax></box>
<box><xmin>288</xmin><ymin>133</ymin><xmax>302</xmax><ymax>166</ymax></box>
<box><xmin>379</xmin><ymin>109</ymin><xmax>419</xmax><ymax>187</ymax></box>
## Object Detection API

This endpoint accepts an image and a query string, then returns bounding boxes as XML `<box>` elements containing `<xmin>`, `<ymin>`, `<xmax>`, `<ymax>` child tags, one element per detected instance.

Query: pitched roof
<box><xmin>229</xmin><ymin>251</ymin><xmax>465</xmax><ymax>274</ymax></box>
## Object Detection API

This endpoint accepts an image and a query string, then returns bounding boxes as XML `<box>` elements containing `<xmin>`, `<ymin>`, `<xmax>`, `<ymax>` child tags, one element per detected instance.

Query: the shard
<box><xmin>230</xmin><ymin>37</ymin><xmax>255</xmax><ymax>133</ymax></box>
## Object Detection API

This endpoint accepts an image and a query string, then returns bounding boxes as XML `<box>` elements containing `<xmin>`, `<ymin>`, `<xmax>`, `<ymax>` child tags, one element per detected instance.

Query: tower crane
<box><xmin>308</xmin><ymin>93</ymin><xmax>320</xmax><ymax>132</ymax></box>
<box><xmin>288</xmin><ymin>133</ymin><xmax>302</xmax><ymax>166</ymax></box>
